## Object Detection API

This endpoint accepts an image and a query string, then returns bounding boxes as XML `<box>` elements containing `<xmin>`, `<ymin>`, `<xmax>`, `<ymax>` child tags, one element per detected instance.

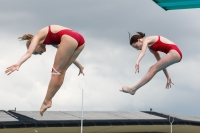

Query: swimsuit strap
<box><xmin>48</xmin><ymin>25</ymin><xmax>52</xmax><ymax>33</ymax></box>
<box><xmin>158</xmin><ymin>36</ymin><xmax>160</xmax><ymax>41</ymax></box>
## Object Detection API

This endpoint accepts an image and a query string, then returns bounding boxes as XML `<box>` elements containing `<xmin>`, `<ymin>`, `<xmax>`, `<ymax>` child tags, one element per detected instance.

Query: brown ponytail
<box><xmin>18</xmin><ymin>34</ymin><xmax>34</xmax><ymax>48</ymax></box>
<box><xmin>136</xmin><ymin>32</ymin><xmax>145</xmax><ymax>38</ymax></box>
<box><xmin>129</xmin><ymin>32</ymin><xmax>145</xmax><ymax>45</ymax></box>
<box><xmin>128</xmin><ymin>32</ymin><xmax>131</xmax><ymax>42</ymax></box>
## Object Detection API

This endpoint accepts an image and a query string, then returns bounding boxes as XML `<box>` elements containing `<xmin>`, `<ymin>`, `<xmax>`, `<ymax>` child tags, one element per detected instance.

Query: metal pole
<box><xmin>169</xmin><ymin>116</ymin><xmax>174</xmax><ymax>133</ymax></box>
<box><xmin>78</xmin><ymin>78</ymin><xmax>87</xmax><ymax>133</ymax></box>
<box><xmin>171</xmin><ymin>122</ymin><xmax>172</xmax><ymax>133</ymax></box>
<box><xmin>81</xmin><ymin>89</ymin><xmax>84</xmax><ymax>133</ymax></box>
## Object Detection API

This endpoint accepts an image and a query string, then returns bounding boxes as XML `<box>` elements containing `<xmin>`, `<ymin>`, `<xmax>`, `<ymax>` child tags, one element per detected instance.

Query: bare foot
<box><xmin>40</xmin><ymin>100</ymin><xmax>52</xmax><ymax>116</ymax></box>
<box><xmin>120</xmin><ymin>86</ymin><xmax>137</xmax><ymax>95</ymax></box>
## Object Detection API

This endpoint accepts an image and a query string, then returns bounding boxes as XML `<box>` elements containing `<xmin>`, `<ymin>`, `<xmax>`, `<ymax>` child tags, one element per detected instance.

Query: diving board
<box><xmin>153</xmin><ymin>0</ymin><xmax>200</xmax><ymax>10</ymax></box>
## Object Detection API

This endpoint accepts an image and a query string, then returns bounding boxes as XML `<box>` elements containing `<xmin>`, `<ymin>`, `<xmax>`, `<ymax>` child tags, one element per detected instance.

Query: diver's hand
<box><xmin>135</xmin><ymin>63</ymin><xmax>139</xmax><ymax>73</ymax></box>
<box><xmin>78</xmin><ymin>67</ymin><xmax>84</xmax><ymax>76</ymax></box>
<box><xmin>5</xmin><ymin>64</ymin><xmax>20</xmax><ymax>75</ymax></box>
<box><xmin>166</xmin><ymin>77</ymin><xmax>174</xmax><ymax>89</ymax></box>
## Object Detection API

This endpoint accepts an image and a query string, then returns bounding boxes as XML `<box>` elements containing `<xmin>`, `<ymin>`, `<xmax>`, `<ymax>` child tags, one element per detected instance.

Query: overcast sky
<box><xmin>0</xmin><ymin>0</ymin><xmax>200</xmax><ymax>117</ymax></box>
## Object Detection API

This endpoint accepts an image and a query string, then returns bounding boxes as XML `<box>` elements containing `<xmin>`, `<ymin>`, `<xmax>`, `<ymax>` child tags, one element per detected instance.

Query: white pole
<box><xmin>171</xmin><ymin>122</ymin><xmax>172</xmax><ymax>133</ymax></box>
<box><xmin>169</xmin><ymin>116</ymin><xmax>174</xmax><ymax>133</ymax></box>
<box><xmin>81</xmin><ymin>89</ymin><xmax>84</xmax><ymax>133</ymax></box>
<box><xmin>78</xmin><ymin>78</ymin><xmax>87</xmax><ymax>133</ymax></box>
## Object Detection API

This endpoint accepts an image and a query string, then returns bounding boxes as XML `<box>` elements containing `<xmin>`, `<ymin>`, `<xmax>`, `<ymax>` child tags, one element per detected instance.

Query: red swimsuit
<box><xmin>43</xmin><ymin>26</ymin><xmax>85</xmax><ymax>47</ymax></box>
<box><xmin>149</xmin><ymin>36</ymin><xmax>182</xmax><ymax>61</ymax></box>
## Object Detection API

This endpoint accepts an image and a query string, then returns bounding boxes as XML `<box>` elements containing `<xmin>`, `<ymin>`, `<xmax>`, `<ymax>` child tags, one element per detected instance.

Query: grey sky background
<box><xmin>0</xmin><ymin>0</ymin><xmax>200</xmax><ymax>117</ymax></box>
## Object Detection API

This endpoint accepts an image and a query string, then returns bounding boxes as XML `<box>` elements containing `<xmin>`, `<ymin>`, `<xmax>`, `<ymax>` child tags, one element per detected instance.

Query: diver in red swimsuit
<box><xmin>120</xmin><ymin>32</ymin><xmax>182</xmax><ymax>95</ymax></box>
<box><xmin>5</xmin><ymin>25</ymin><xmax>85</xmax><ymax>116</ymax></box>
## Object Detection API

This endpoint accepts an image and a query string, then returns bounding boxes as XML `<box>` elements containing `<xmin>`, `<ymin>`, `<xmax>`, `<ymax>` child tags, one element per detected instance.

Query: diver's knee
<box><xmin>149</xmin><ymin>65</ymin><xmax>158</xmax><ymax>74</ymax></box>
<box><xmin>51</xmin><ymin>67</ymin><xmax>61</xmax><ymax>75</ymax></box>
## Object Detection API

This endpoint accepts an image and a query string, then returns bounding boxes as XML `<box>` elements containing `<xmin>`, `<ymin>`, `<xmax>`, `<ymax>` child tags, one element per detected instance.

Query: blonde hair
<box><xmin>18</xmin><ymin>34</ymin><xmax>34</xmax><ymax>48</ymax></box>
